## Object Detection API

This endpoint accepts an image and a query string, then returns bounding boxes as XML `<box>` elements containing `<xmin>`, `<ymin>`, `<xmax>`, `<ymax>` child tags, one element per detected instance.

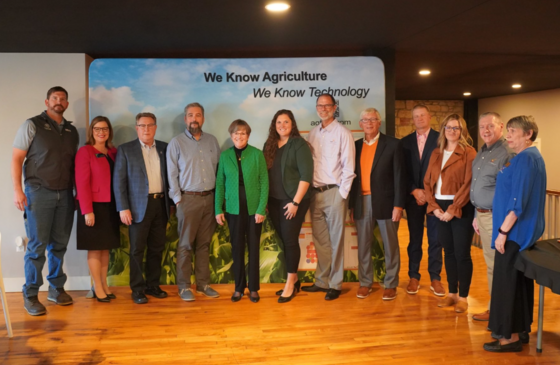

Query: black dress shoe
<box><xmin>491</xmin><ymin>332</ymin><xmax>529</xmax><ymax>344</ymax></box>
<box><xmin>301</xmin><ymin>284</ymin><xmax>328</xmax><ymax>293</ymax></box>
<box><xmin>145</xmin><ymin>286</ymin><xmax>168</xmax><ymax>298</ymax></box>
<box><xmin>132</xmin><ymin>291</ymin><xmax>148</xmax><ymax>304</ymax></box>
<box><xmin>249</xmin><ymin>291</ymin><xmax>260</xmax><ymax>303</ymax></box>
<box><xmin>231</xmin><ymin>292</ymin><xmax>244</xmax><ymax>302</ymax></box>
<box><xmin>325</xmin><ymin>289</ymin><xmax>341</xmax><ymax>301</ymax></box>
<box><xmin>483</xmin><ymin>340</ymin><xmax>523</xmax><ymax>352</ymax></box>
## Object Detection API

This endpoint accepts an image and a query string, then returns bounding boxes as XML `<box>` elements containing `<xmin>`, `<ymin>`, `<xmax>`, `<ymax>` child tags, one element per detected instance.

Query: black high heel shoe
<box><xmin>278</xmin><ymin>283</ymin><xmax>300</xmax><ymax>304</ymax></box>
<box><xmin>276</xmin><ymin>280</ymin><xmax>300</xmax><ymax>296</ymax></box>
<box><xmin>249</xmin><ymin>291</ymin><xmax>260</xmax><ymax>303</ymax></box>
<box><xmin>231</xmin><ymin>291</ymin><xmax>244</xmax><ymax>302</ymax></box>
<box><xmin>92</xmin><ymin>288</ymin><xmax>111</xmax><ymax>303</ymax></box>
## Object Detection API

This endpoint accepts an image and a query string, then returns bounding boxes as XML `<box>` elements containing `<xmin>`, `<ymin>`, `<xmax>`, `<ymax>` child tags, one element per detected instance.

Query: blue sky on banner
<box><xmin>89</xmin><ymin>57</ymin><xmax>385</xmax><ymax>148</ymax></box>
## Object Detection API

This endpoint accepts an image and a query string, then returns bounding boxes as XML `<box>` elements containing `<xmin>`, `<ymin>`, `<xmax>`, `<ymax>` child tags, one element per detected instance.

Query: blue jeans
<box><xmin>23</xmin><ymin>185</ymin><xmax>74</xmax><ymax>297</ymax></box>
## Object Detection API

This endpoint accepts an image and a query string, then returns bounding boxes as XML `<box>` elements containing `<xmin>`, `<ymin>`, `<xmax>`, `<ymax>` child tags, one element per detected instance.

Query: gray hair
<box><xmin>184</xmin><ymin>102</ymin><xmax>205</xmax><ymax>115</ymax></box>
<box><xmin>360</xmin><ymin>107</ymin><xmax>381</xmax><ymax>120</ymax></box>
<box><xmin>506</xmin><ymin>115</ymin><xmax>539</xmax><ymax>141</ymax></box>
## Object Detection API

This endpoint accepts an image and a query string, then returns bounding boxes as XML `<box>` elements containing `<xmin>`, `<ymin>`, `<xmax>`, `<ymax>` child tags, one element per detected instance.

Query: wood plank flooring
<box><xmin>1</xmin><ymin>224</ymin><xmax>560</xmax><ymax>364</ymax></box>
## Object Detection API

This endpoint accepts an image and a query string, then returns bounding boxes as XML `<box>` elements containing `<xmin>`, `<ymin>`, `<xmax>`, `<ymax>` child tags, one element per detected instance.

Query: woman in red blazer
<box><xmin>75</xmin><ymin>116</ymin><xmax>120</xmax><ymax>302</ymax></box>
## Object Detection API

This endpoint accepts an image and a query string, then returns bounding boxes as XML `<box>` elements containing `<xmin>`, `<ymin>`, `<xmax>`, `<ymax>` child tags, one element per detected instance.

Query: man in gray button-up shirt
<box><xmin>167</xmin><ymin>102</ymin><xmax>221</xmax><ymax>301</ymax></box>
<box><xmin>470</xmin><ymin>112</ymin><xmax>514</xmax><ymax>322</ymax></box>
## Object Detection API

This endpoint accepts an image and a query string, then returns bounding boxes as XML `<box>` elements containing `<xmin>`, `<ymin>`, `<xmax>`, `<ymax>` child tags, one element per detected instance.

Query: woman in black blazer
<box><xmin>263</xmin><ymin>110</ymin><xmax>313</xmax><ymax>303</ymax></box>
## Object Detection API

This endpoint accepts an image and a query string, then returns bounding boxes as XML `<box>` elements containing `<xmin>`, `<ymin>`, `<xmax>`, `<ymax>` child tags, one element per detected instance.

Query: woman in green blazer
<box><xmin>215</xmin><ymin>119</ymin><xmax>269</xmax><ymax>303</ymax></box>
<box><xmin>263</xmin><ymin>110</ymin><xmax>313</xmax><ymax>303</ymax></box>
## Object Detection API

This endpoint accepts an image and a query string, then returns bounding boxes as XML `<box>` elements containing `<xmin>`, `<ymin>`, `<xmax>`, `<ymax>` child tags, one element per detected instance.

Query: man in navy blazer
<box><xmin>401</xmin><ymin>105</ymin><xmax>444</xmax><ymax>297</ymax></box>
<box><xmin>114</xmin><ymin>112</ymin><xmax>171</xmax><ymax>304</ymax></box>
<box><xmin>349</xmin><ymin>107</ymin><xmax>406</xmax><ymax>301</ymax></box>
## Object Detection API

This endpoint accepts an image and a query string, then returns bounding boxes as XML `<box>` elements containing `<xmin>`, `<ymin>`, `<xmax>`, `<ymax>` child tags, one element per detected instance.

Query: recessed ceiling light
<box><xmin>463</xmin><ymin>92</ymin><xmax>471</xmax><ymax>96</ymax></box>
<box><xmin>265</xmin><ymin>2</ymin><xmax>290</xmax><ymax>11</ymax></box>
<box><xmin>512</xmin><ymin>84</ymin><xmax>522</xmax><ymax>89</ymax></box>
<box><xmin>419</xmin><ymin>70</ymin><xmax>431</xmax><ymax>76</ymax></box>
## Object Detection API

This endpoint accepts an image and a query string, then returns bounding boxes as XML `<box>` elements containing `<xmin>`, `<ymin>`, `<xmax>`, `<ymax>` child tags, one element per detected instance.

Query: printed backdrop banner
<box><xmin>88</xmin><ymin>57</ymin><xmax>387</xmax><ymax>286</ymax></box>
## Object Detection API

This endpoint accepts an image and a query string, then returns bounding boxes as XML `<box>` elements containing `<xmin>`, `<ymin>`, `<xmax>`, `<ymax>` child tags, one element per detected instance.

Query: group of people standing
<box><xmin>12</xmin><ymin>87</ymin><xmax>546</xmax><ymax>353</ymax></box>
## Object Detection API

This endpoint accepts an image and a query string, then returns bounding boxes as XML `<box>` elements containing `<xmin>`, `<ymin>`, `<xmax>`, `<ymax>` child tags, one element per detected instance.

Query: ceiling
<box><xmin>1</xmin><ymin>0</ymin><xmax>560</xmax><ymax>100</ymax></box>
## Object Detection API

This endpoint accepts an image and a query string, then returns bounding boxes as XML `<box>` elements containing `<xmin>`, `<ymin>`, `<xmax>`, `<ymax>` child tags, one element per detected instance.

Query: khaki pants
<box><xmin>476</xmin><ymin>211</ymin><xmax>495</xmax><ymax>309</ymax></box>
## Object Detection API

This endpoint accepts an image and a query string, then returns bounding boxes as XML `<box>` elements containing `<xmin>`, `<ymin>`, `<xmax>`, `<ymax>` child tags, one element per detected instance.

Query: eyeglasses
<box><xmin>316</xmin><ymin>104</ymin><xmax>335</xmax><ymax>109</ymax></box>
<box><xmin>136</xmin><ymin>124</ymin><xmax>156</xmax><ymax>129</ymax></box>
<box><xmin>360</xmin><ymin>118</ymin><xmax>380</xmax><ymax>124</ymax></box>
<box><xmin>93</xmin><ymin>127</ymin><xmax>109</xmax><ymax>133</ymax></box>
<box><xmin>445</xmin><ymin>126</ymin><xmax>461</xmax><ymax>132</ymax></box>
<box><xmin>233</xmin><ymin>131</ymin><xmax>248</xmax><ymax>137</ymax></box>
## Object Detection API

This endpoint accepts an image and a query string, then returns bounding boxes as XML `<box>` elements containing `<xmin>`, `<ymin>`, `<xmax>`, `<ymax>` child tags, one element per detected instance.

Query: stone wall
<box><xmin>395</xmin><ymin>100</ymin><xmax>464</xmax><ymax>138</ymax></box>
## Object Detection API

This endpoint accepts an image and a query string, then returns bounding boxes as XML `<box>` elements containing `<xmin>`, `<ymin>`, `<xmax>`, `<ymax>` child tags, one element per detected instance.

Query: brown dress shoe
<box><xmin>356</xmin><ymin>286</ymin><xmax>373</xmax><ymax>299</ymax></box>
<box><xmin>430</xmin><ymin>280</ymin><xmax>446</xmax><ymax>297</ymax></box>
<box><xmin>455</xmin><ymin>300</ymin><xmax>469</xmax><ymax>313</ymax></box>
<box><xmin>473</xmin><ymin>310</ymin><xmax>490</xmax><ymax>321</ymax></box>
<box><xmin>382</xmin><ymin>288</ymin><xmax>397</xmax><ymax>301</ymax></box>
<box><xmin>437</xmin><ymin>296</ymin><xmax>456</xmax><ymax>307</ymax></box>
<box><xmin>406</xmin><ymin>278</ymin><xmax>420</xmax><ymax>294</ymax></box>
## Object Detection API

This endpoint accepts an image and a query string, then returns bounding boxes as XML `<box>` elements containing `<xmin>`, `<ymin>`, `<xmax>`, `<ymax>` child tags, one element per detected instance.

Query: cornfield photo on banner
<box><xmin>107</xmin><ymin>213</ymin><xmax>386</xmax><ymax>286</ymax></box>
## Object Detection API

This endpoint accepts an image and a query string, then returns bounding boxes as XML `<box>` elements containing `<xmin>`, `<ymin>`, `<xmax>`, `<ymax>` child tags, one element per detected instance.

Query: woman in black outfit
<box><xmin>263</xmin><ymin>110</ymin><xmax>313</xmax><ymax>303</ymax></box>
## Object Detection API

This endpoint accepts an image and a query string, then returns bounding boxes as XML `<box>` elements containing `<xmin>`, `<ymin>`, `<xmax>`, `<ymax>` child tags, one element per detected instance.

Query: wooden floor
<box><xmin>1</xmin><ymin>225</ymin><xmax>560</xmax><ymax>365</ymax></box>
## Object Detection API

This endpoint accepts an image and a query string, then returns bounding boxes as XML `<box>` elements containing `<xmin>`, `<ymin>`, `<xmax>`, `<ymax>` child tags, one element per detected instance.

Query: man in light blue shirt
<box><xmin>167</xmin><ymin>102</ymin><xmax>221</xmax><ymax>301</ymax></box>
<box><xmin>302</xmin><ymin>93</ymin><xmax>356</xmax><ymax>301</ymax></box>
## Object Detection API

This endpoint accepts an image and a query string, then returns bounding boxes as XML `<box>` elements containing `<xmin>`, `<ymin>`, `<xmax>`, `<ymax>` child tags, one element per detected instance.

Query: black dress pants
<box><xmin>436</xmin><ymin>199</ymin><xmax>474</xmax><ymax>297</ymax></box>
<box><xmin>405</xmin><ymin>197</ymin><xmax>442</xmax><ymax>281</ymax></box>
<box><xmin>226</xmin><ymin>188</ymin><xmax>262</xmax><ymax>293</ymax></box>
<box><xmin>268</xmin><ymin>197</ymin><xmax>310</xmax><ymax>274</ymax></box>
<box><xmin>489</xmin><ymin>240</ymin><xmax>534</xmax><ymax>339</ymax></box>
<box><xmin>128</xmin><ymin>197</ymin><xmax>167</xmax><ymax>292</ymax></box>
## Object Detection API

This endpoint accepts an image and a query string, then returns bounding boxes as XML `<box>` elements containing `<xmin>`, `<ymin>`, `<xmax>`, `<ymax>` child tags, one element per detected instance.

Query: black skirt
<box><xmin>77</xmin><ymin>201</ymin><xmax>121</xmax><ymax>251</ymax></box>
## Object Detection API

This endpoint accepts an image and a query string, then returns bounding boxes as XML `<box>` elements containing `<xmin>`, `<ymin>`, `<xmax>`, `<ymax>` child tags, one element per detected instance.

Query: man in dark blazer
<box><xmin>114</xmin><ymin>112</ymin><xmax>171</xmax><ymax>304</ymax></box>
<box><xmin>349</xmin><ymin>107</ymin><xmax>406</xmax><ymax>301</ymax></box>
<box><xmin>401</xmin><ymin>104</ymin><xmax>444</xmax><ymax>297</ymax></box>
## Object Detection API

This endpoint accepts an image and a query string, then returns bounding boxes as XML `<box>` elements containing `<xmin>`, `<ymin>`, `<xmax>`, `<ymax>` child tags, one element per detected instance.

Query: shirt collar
<box><xmin>482</xmin><ymin>137</ymin><xmax>505</xmax><ymax>152</ymax></box>
<box><xmin>42</xmin><ymin>111</ymin><xmax>67</xmax><ymax>126</ymax></box>
<box><xmin>364</xmin><ymin>132</ymin><xmax>380</xmax><ymax>146</ymax></box>
<box><xmin>416</xmin><ymin>129</ymin><xmax>429</xmax><ymax>139</ymax></box>
<box><xmin>184</xmin><ymin>129</ymin><xmax>204</xmax><ymax>140</ymax></box>
<box><xmin>139</xmin><ymin>139</ymin><xmax>156</xmax><ymax>149</ymax></box>
<box><xmin>320</xmin><ymin>119</ymin><xmax>338</xmax><ymax>132</ymax></box>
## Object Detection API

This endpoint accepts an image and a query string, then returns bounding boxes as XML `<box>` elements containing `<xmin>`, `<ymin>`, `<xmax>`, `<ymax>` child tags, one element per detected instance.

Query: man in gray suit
<box><xmin>114</xmin><ymin>112</ymin><xmax>171</xmax><ymax>304</ymax></box>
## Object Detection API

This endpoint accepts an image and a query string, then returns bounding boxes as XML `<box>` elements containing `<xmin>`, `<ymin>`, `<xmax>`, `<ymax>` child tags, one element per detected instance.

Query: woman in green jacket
<box><xmin>215</xmin><ymin>119</ymin><xmax>269</xmax><ymax>303</ymax></box>
<box><xmin>263</xmin><ymin>110</ymin><xmax>313</xmax><ymax>303</ymax></box>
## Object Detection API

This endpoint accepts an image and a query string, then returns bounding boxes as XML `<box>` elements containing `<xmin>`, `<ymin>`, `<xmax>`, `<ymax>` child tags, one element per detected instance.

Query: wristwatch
<box><xmin>498</xmin><ymin>227</ymin><xmax>509</xmax><ymax>235</ymax></box>
<box><xmin>292</xmin><ymin>201</ymin><xmax>299</xmax><ymax>207</ymax></box>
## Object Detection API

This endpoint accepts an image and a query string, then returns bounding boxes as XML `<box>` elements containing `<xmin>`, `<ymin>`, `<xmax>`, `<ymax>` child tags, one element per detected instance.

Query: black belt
<box><xmin>314</xmin><ymin>184</ymin><xmax>338</xmax><ymax>193</ymax></box>
<box><xmin>181</xmin><ymin>190</ymin><xmax>214</xmax><ymax>196</ymax></box>
<box><xmin>148</xmin><ymin>193</ymin><xmax>165</xmax><ymax>199</ymax></box>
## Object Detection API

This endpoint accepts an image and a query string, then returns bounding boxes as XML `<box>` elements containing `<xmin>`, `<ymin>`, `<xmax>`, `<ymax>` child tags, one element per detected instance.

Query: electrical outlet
<box><xmin>16</xmin><ymin>236</ymin><xmax>25</xmax><ymax>252</ymax></box>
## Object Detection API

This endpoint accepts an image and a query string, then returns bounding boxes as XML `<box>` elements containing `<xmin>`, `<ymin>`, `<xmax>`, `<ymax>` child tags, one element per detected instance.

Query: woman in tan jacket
<box><xmin>424</xmin><ymin>114</ymin><xmax>477</xmax><ymax>313</ymax></box>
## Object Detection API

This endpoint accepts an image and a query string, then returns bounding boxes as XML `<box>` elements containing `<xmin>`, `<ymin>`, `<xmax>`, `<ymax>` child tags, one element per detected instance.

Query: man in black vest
<box><xmin>401</xmin><ymin>104</ymin><xmax>444</xmax><ymax>297</ymax></box>
<box><xmin>12</xmin><ymin>86</ymin><xmax>79</xmax><ymax>316</ymax></box>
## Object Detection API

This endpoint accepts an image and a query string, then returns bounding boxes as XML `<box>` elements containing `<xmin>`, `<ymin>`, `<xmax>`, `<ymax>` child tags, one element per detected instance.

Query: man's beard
<box><xmin>188</xmin><ymin>122</ymin><xmax>201</xmax><ymax>135</ymax></box>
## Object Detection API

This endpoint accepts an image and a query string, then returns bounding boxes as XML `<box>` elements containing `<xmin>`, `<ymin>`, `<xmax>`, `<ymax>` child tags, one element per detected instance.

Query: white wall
<box><xmin>0</xmin><ymin>53</ymin><xmax>91</xmax><ymax>291</ymax></box>
<box><xmin>479</xmin><ymin>89</ymin><xmax>560</xmax><ymax>190</ymax></box>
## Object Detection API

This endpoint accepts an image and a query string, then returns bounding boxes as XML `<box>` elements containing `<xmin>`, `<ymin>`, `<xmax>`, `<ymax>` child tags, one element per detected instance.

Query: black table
<box><xmin>515</xmin><ymin>238</ymin><xmax>560</xmax><ymax>353</ymax></box>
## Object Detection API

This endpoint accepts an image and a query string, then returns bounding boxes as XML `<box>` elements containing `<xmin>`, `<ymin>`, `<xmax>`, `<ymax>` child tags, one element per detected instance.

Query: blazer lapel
<box><xmin>371</xmin><ymin>134</ymin><xmax>386</xmax><ymax>174</ymax></box>
<box><xmin>411</xmin><ymin>132</ymin><xmax>421</xmax><ymax>164</ymax></box>
<box><xmin>442</xmin><ymin>146</ymin><xmax>464</xmax><ymax>170</ymax></box>
<box><xmin>355</xmin><ymin>140</ymin><xmax>363</xmax><ymax>180</ymax></box>
<box><xmin>422</xmin><ymin>129</ymin><xmax>439</xmax><ymax>164</ymax></box>
<box><xmin>133</xmin><ymin>139</ymin><xmax>148</xmax><ymax>179</ymax></box>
